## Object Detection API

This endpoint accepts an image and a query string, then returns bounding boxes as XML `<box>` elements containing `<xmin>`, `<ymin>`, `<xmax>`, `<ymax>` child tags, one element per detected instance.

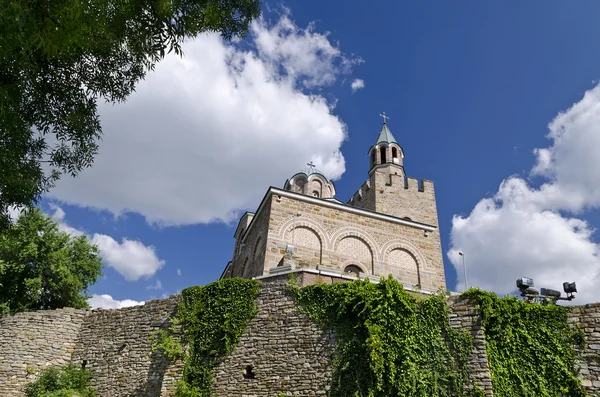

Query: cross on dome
<box><xmin>379</xmin><ymin>112</ymin><xmax>390</xmax><ymax>123</ymax></box>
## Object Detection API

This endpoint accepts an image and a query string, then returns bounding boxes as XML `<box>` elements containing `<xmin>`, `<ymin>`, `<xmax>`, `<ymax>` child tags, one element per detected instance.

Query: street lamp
<box><xmin>458</xmin><ymin>251</ymin><xmax>468</xmax><ymax>290</ymax></box>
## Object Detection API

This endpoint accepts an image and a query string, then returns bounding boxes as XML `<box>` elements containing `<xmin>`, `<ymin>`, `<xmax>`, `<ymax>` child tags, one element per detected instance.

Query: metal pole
<box><xmin>459</xmin><ymin>251</ymin><xmax>468</xmax><ymax>290</ymax></box>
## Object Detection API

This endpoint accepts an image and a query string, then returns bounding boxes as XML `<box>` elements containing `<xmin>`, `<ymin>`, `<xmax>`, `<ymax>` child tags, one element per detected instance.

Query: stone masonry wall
<box><xmin>448</xmin><ymin>296</ymin><xmax>494</xmax><ymax>396</ymax></box>
<box><xmin>71</xmin><ymin>297</ymin><xmax>179</xmax><ymax>397</ymax></box>
<box><xmin>229</xmin><ymin>195</ymin><xmax>272</xmax><ymax>279</ymax></box>
<box><xmin>5</xmin><ymin>280</ymin><xmax>600</xmax><ymax>396</ymax></box>
<box><xmin>213</xmin><ymin>277</ymin><xmax>335</xmax><ymax>396</ymax></box>
<box><xmin>0</xmin><ymin>308</ymin><xmax>88</xmax><ymax>396</ymax></box>
<box><xmin>568</xmin><ymin>303</ymin><xmax>600</xmax><ymax>394</ymax></box>
<box><xmin>265</xmin><ymin>194</ymin><xmax>445</xmax><ymax>291</ymax></box>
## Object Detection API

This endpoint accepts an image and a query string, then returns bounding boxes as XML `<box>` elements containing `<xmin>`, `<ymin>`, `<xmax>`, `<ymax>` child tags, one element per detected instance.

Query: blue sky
<box><xmin>29</xmin><ymin>1</ymin><xmax>600</xmax><ymax>306</ymax></box>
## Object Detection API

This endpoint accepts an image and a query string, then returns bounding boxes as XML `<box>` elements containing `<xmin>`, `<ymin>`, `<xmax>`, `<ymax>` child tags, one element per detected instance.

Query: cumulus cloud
<box><xmin>91</xmin><ymin>234</ymin><xmax>165</xmax><ymax>281</ymax></box>
<box><xmin>48</xmin><ymin>10</ymin><xmax>358</xmax><ymax>226</ymax></box>
<box><xmin>49</xmin><ymin>204</ymin><xmax>165</xmax><ymax>281</ymax></box>
<box><xmin>351</xmin><ymin>79</ymin><xmax>365</xmax><ymax>93</ymax></box>
<box><xmin>49</xmin><ymin>203</ymin><xmax>85</xmax><ymax>236</ymax></box>
<box><xmin>449</xmin><ymin>85</ymin><xmax>600</xmax><ymax>303</ymax></box>
<box><xmin>88</xmin><ymin>294</ymin><xmax>144</xmax><ymax>309</ymax></box>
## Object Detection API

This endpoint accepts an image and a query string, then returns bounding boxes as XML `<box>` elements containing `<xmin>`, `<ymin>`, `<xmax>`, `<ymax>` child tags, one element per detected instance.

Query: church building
<box><xmin>221</xmin><ymin>117</ymin><xmax>446</xmax><ymax>292</ymax></box>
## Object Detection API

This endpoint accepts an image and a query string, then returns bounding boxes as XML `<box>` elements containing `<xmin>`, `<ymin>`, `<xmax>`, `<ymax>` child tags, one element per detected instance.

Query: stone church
<box><xmin>221</xmin><ymin>118</ymin><xmax>446</xmax><ymax>291</ymax></box>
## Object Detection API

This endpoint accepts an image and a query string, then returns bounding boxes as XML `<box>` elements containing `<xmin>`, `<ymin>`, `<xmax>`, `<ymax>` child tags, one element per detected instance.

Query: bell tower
<box><xmin>368</xmin><ymin>112</ymin><xmax>405</xmax><ymax>177</ymax></box>
<box><xmin>349</xmin><ymin>113</ymin><xmax>441</xmax><ymax>227</ymax></box>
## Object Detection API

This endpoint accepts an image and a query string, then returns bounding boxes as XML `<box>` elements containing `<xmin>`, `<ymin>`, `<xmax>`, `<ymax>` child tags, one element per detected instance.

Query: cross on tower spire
<box><xmin>379</xmin><ymin>112</ymin><xmax>389</xmax><ymax>123</ymax></box>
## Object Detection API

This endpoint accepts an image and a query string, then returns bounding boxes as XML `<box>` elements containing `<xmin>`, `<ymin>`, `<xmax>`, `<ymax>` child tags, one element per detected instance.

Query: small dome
<box><xmin>283</xmin><ymin>167</ymin><xmax>336</xmax><ymax>199</ymax></box>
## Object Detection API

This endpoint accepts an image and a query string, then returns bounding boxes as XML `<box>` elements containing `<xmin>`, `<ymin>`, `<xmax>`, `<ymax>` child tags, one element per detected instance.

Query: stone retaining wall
<box><xmin>0</xmin><ymin>307</ymin><xmax>88</xmax><ymax>396</ymax></box>
<box><xmin>4</xmin><ymin>280</ymin><xmax>600</xmax><ymax>396</ymax></box>
<box><xmin>568</xmin><ymin>303</ymin><xmax>600</xmax><ymax>394</ymax></box>
<box><xmin>448</xmin><ymin>296</ymin><xmax>494</xmax><ymax>396</ymax></box>
<box><xmin>72</xmin><ymin>297</ymin><xmax>179</xmax><ymax>397</ymax></box>
<box><xmin>212</xmin><ymin>277</ymin><xmax>335</xmax><ymax>396</ymax></box>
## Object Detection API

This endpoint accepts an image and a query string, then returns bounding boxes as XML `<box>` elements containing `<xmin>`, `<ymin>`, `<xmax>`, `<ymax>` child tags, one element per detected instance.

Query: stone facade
<box><xmin>225</xmin><ymin>187</ymin><xmax>445</xmax><ymax>292</ymax></box>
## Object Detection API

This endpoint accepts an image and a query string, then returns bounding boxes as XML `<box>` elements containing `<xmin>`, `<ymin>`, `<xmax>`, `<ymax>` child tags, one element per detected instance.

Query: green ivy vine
<box><xmin>153</xmin><ymin>278</ymin><xmax>260</xmax><ymax>397</ymax></box>
<box><xmin>463</xmin><ymin>289</ymin><xmax>586</xmax><ymax>397</ymax></box>
<box><xmin>293</xmin><ymin>277</ymin><xmax>476</xmax><ymax>397</ymax></box>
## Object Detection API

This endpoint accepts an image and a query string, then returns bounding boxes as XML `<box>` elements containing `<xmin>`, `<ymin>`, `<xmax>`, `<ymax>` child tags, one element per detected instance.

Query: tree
<box><xmin>0</xmin><ymin>208</ymin><xmax>103</xmax><ymax>316</ymax></box>
<box><xmin>0</xmin><ymin>0</ymin><xmax>261</xmax><ymax>230</ymax></box>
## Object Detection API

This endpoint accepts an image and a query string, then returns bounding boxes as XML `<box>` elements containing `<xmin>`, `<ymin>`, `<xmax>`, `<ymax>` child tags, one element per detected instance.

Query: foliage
<box><xmin>462</xmin><ymin>288</ymin><xmax>586</xmax><ymax>397</ymax></box>
<box><xmin>153</xmin><ymin>278</ymin><xmax>260</xmax><ymax>396</ymax></box>
<box><xmin>293</xmin><ymin>277</ymin><xmax>475</xmax><ymax>397</ymax></box>
<box><xmin>0</xmin><ymin>0</ymin><xmax>261</xmax><ymax>230</ymax></box>
<box><xmin>0</xmin><ymin>208</ymin><xmax>102</xmax><ymax>316</ymax></box>
<box><xmin>24</xmin><ymin>364</ymin><xmax>95</xmax><ymax>397</ymax></box>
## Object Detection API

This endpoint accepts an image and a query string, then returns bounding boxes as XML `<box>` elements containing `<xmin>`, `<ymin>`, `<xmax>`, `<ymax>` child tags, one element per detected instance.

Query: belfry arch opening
<box><xmin>380</xmin><ymin>146</ymin><xmax>387</xmax><ymax>163</ymax></box>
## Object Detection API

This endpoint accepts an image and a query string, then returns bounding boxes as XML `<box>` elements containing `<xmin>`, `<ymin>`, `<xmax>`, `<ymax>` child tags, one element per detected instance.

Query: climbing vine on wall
<box><xmin>293</xmin><ymin>277</ymin><xmax>476</xmax><ymax>397</ymax></box>
<box><xmin>463</xmin><ymin>289</ymin><xmax>586</xmax><ymax>397</ymax></box>
<box><xmin>153</xmin><ymin>278</ymin><xmax>260</xmax><ymax>397</ymax></box>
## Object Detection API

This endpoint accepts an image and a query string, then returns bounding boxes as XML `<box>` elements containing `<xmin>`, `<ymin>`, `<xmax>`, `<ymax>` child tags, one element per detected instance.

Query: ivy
<box><xmin>153</xmin><ymin>278</ymin><xmax>260</xmax><ymax>397</ymax></box>
<box><xmin>463</xmin><ymin>289</ymin><xmax>586</xmax><ymax>397</ymax></box>
<box><xmin>293</xmin><ymin>277</ymin><xmax>476</xmax><ymax>397</ymax></box>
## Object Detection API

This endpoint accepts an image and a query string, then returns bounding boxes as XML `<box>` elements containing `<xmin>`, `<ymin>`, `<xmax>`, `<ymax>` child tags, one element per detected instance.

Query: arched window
<box><xmin>380</xmin><ymin>146</ymin><xmax>387</xmax><ymax>163</ymax></box>
<box><xmin>371</xmin><ymin>151</ymin><xmax>376</xmax><ymax>168</ymax></box>
<box><xmin>344</xmin><ymin>264</ymin><xmax>363</xmax><ymax>277</ymax></box>
<box><xmin>392</xmin><ymin>147</ymin><xmax>398</xmax><ymax>159</ymax></box>
<box><xmin>312</xmin><ymin>190</ymin><xmax>320</xmax><ymax>198</ymax></box>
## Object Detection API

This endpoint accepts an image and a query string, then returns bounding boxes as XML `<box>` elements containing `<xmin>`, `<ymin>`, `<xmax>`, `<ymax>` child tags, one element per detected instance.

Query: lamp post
<box><xmin>458</xmin><ymin>251</ymin><xmax>468</xmax><ymax>290</ymax></box>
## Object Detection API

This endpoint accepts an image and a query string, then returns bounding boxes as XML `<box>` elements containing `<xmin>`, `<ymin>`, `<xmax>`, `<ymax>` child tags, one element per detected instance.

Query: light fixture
<box><xmin>540</xmin><ymin>288</ymin><xmax>561</xmax><ymax>298</ymax></box>
<box><xmin>516</xmin><ymin>277</ymin><xmax>534</xmax><ymax>289</ymax></box>
<box><xmin>563</xmin><ymin>281</ymin><xmax>577</xmax><ymax>300</ymax></box>
<box><xmin>516</xmin><ymin>277</ymin><xmax>577</xmax><ymax>302</ymax></box>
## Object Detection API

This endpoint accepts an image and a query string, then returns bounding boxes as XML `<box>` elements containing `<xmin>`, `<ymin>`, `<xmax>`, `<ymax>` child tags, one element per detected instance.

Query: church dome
<box><xmin>283</xmin><ymin>164</ymin><xmax>336</xmax><ymax>199</ymax></box>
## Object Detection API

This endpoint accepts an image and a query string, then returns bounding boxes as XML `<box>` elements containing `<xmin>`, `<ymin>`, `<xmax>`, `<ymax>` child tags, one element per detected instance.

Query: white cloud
<box><xmin>147</xmin><ymin>279</ymin><xmax>163</xmax><ymax>290</ymax></box>
<box><xmin>449</xmin><ymin>85</ymin><xmax>600</xmax><ymax>304</ymax></box>
<box><xmin>7</xmin><ymin>206</ymin><xmax>25</xmax><ymax>222</ymax></box>
<box><xmin>92</xmin><ymin>234</ymin><xmax>165</xmax><ymax>281</ymax></box>
<box><xmin>49</xmin><ymin>203</ymin><xmax>85</xmax><ymax>237</ymax></box>
<box><xmin>176</xmin><ymin>268</ymin><xmax>182</xmax><ymax>276</ymax></box>
<box><xmin>48</xmin><ymin>10</ymin><xmax>358</xmax><ymax>226</ymax></box>
<box><xmin>48</xmin><ymin>204</ymin><xmax>165</xmax><ymax>281</ymax></box>
<box><xmin>351</xmin><ymin>79</ymin><xmax>365</xmax><ymax>93</ymax></box>
<box><xmin>88</xmin><ymin>294</ymin><xmax>144</xmax><ymax>309</ymax></box>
